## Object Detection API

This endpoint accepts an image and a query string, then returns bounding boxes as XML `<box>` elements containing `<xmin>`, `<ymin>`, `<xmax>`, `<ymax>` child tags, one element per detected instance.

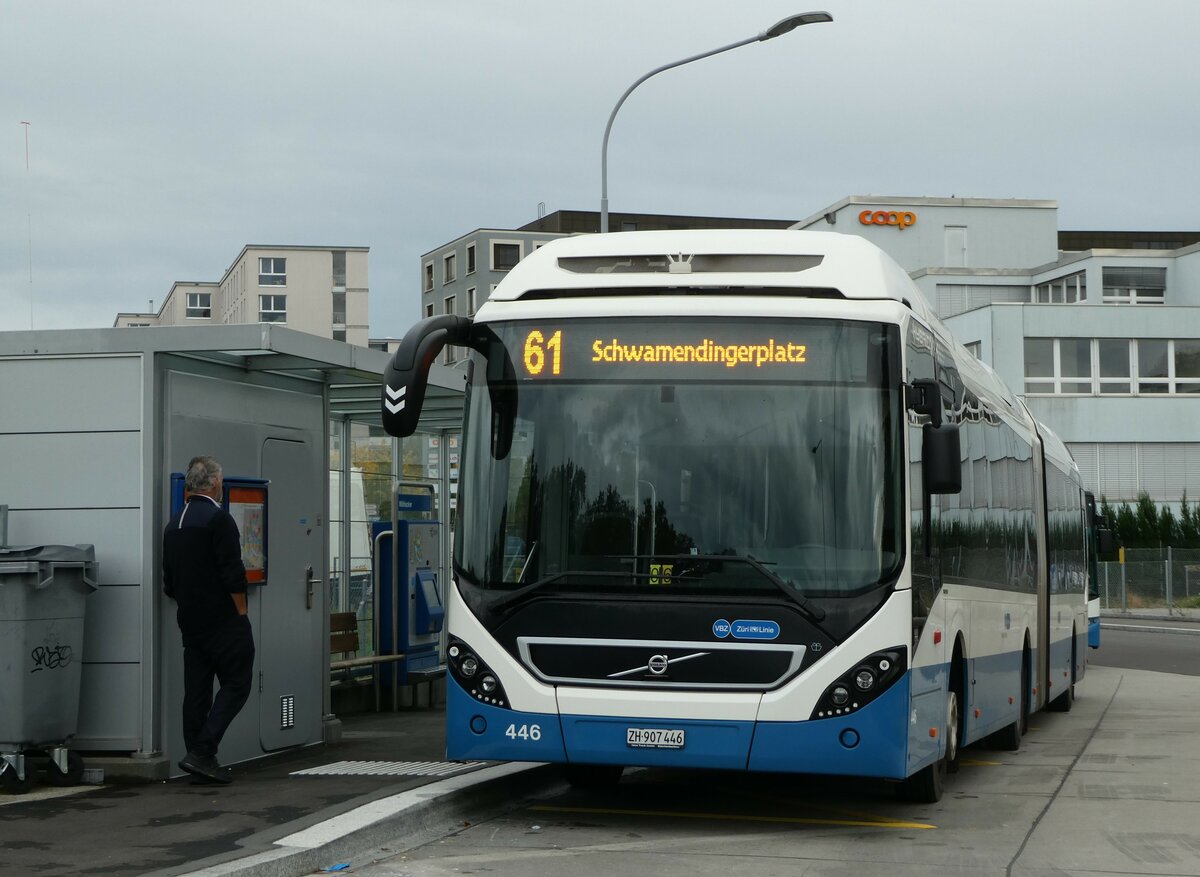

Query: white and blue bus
<box><xmin>382</xmin><ymin>229</ymin><xmax>1093</xmax><ymax>802</ymax></box>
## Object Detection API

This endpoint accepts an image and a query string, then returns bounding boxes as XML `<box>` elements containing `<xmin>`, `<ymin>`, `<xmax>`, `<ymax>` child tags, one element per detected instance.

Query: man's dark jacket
<box><xmin>163</xmin><ymin>495</ymin><xmax>248</xmax><ymax>647</ymax></box>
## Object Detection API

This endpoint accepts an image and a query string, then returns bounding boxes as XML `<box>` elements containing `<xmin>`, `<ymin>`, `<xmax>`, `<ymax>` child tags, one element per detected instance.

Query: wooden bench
<box><xmin>330</xmin><ymin>612</ymin><xmax>405</xmax><ymax>673</ymax></box>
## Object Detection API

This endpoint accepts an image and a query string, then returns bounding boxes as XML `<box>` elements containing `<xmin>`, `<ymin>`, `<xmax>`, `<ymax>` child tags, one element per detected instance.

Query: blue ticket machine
<box><xmin>375</xmin><ymin>484</ymin><xmax>444</xmax><ymax>695</ymax></box>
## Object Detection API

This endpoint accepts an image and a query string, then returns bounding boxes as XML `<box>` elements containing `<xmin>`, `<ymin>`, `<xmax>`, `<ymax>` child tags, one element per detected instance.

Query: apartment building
<box><xmin>115</xmin><ymin>245</ymin><xmax>369</xmax><ymax>346</ymax></box>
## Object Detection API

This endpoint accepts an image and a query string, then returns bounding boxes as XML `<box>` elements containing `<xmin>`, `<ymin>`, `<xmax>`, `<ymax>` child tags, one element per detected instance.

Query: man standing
<box><xmin>163</xmin><ymin>455</ymin><xmax>255</xmax><ymax>784</ymax></box>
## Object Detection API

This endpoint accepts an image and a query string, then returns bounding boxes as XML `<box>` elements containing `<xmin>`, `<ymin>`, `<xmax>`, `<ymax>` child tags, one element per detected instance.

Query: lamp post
<box><xmin>599</xmin><ymin>12</ymin><xmax>832</xmax><ymax>233</ymax></box>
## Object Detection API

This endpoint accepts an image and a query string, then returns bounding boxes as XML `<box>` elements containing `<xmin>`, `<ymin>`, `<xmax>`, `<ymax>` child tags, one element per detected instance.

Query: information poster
<box><xmin>227</xmin><ymin>485</ymin><xmax>267</xmax><ymax>583</ymax></box>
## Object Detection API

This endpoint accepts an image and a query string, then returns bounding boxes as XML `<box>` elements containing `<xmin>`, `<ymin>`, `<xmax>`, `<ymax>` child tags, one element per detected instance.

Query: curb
<box><xmin>177</xmin><ymin>761</ymin><xmax>560</xmax><ymax>877</ymax></box>
<box><xmin>1101</xmin><ymin>623</ymin><xmax>1200</xmax><ymax>637</ymax></box>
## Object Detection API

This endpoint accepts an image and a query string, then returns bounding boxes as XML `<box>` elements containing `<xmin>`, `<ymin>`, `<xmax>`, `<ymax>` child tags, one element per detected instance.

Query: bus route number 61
<box><xmin>523</xmin><ymin>329</ymin><xmax>562</xmax><ymax>377</ymax></box>
<box><xmin>505</xmin><ymin>723</ymin><xmax>542</xmax><ymax>742</ymax></box>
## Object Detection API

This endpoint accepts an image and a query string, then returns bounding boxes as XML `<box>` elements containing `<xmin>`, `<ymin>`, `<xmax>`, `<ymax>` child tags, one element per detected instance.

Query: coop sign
<box><xmin>859</xmin><ymin>209</ymin><xmax>917</xmax><ymax>230</ymax></box>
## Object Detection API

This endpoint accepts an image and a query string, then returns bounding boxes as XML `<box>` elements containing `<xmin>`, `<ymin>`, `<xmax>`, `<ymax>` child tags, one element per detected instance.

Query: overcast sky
<box><xmin>3</xmin><ymin>0</ymin><xmax>1199</xmax><ymax>334</ymax></box>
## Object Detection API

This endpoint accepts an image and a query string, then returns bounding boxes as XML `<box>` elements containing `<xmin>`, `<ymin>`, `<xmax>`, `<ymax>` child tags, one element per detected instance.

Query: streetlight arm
<box><xmin>599</xmin><ymin>12</ymin><xmax>832</xmax><ymax>233</ymax></box>
<box><xmin>601</xmin><ymin>34</ymin><xmax>758</xmax><ymax>234</ymax></box>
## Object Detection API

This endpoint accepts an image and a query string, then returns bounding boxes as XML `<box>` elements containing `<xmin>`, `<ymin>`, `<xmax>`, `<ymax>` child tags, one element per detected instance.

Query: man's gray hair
<box><xmin>185</xmin><ymin>456</ymin><xmax>223</xmax><ymax>493</ymax></box>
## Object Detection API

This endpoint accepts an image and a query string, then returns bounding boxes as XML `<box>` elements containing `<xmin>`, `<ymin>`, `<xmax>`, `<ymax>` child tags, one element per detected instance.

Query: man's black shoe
<box><xmin>179</xmin><ymin>752</ymin><xmax>232</xmax><ymax>784</ymax></box>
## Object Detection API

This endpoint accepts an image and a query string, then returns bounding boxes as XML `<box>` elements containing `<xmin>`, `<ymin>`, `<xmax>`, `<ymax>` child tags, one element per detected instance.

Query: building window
<box><xmin>466</xmin><ymin>243</ymin><xmax>476</xmax><ymax>275</ymax></box>
<box><xmin>444</xmin><ymin>252</ymin><xmax>456</xmax><ymax>284</ymax></box>
<box><xmin>332</xmin><ymin>290</ymin><xmax>346</xmax><ymax>325</ymax></box>
<box><xmin>1033</xmin><ymin>271</ymin><xmax>1086</xmax><ymax>304</ymax></box>
<box><xmin>1097</xmin><ymin>339</ymin><xmax>1131</xmax><ymax>394</ymax></box>
<box><xmin>964</xmin><ymin>341</ymin><xmax>981</xmax><ymax>359</ymax></box>
<box><xmin>259</xmin><ymin>257</ymin><xmax>287</xmax><ymax>286</ymax></box>
<box><xmin>186</xmin><ymin>292</ymin><xmax>211</xmax><ymax>319</ymax></box>
<box><xmin>368</xmin><ymin>340</ymin><xmax>389</xmax><ymax>352</ymax></box>
<box><xmin>332</xmin><ymin>251</ymin><xmax>346</xmax><ymax>290</ymax></box>
<box><xmin>332</xmin><ymin>328</ymin><xmax>346</xmax><ymax>342</ymax></box>
<box><xmin>444</xmin><ymin>295</ymin><xmax>455</xmax><ymax>316</ymax></box>
<box><xmin>1103</xmin><ymin>266</ymin><xmax>1165</xmax><ymax>304</ymax></box>
<box><xmin>1058</xmin><ymin>338</ymin><xmax>1092</xmax><ymax>394</ymax></box>
<box><xmin>1176</xmin><ymin>340</ymin><xmax>1200</xmax><ymax>392</ymax></box>
<box><xmin>1026</xmin><ymin>337</ymin><xmax>1200</xmax><ymax>396</ymax></box>
<box><xmin>1139</xmin><ymin>339</ymin><xmax>1200</xmax><ymax>394</ymax></box>
<box><xmin>466</xmin><ymin>287</ymin><xmax>476</xmax><ymax>315</ymax></box>
<box><xmin>425</xmin><ymin>303</ymin><xmax>434</xmax><ymax>319</ymax></box>
<box><xmin>1023</xmin><ymin>338</ymin><xmax>1055</xmax><ymax>394</ymax></box>
<box><xmin>259</xmin><ymin>294</ymin><xmax>287</xmax><ymax>323</ymax></box>
<box><xmin>424</xmin><ymin>262</ymin><xmax>434</xmax><ymax>292</ymax></box>
<box><xmin>491</xmin><ymin>240</ymin><xmax>522</xmax><ymax>271</ymax></box>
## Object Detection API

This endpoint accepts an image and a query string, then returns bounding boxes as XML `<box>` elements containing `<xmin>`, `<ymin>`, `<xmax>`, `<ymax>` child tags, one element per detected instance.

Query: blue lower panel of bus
<box><xmin>446</xmin><ymin>683</ymin><xmax>567</xmax><ymax>762</ymax></box>
<box><xmin>447</xmin><ymin>673</ymin><xmax>912</xmax><ymax>777</ymax></box>
<box><xmin>1089</xmin><ymin>618</ymin><xmax>1101</xmax><ymax>649</ymax></box>
<box><xmin>748</xmin><ymin>675</ymin><xmax>910</xmax><ymax>779</ymax></box>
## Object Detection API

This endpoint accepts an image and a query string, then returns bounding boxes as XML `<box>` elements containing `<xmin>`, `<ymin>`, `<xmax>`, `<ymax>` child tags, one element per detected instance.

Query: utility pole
<box><xmin>20</xmin><ymin>121</ymin><xmax>33</xmax><ymax>329</ymax></box>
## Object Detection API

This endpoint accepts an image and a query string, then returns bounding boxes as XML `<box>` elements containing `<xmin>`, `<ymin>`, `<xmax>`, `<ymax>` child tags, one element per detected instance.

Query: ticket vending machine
<box><xmin>374</xmin><ymin>482</ymin><xmax>444</xmax><ymax>703</ymax></box>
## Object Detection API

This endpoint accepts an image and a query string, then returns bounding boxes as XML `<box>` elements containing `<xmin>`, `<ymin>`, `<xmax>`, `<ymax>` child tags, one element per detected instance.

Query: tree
<box><xmin>1134</xmin><ymin>492</ymin><xmax>1160</xmax><ymax>547</ymax></box>
<box><xmin>1099</xmin><ymin>495</ymin><xmax>1117</xmax><ymax>530</ymax></box>
<box><xmin>1114</xmin><ymin>502</ymin><xmax>1138</xmax><ymax>549</ymax></box>
<box><xmin>1158</xmin><ymin>505</ymin><xmax>1180</xmax><ymax>547</ymax></box>
<box><xmin>1181</xmin><ymin>491</ymin><xmax>1200</xmax><ymax>548</ymax></box>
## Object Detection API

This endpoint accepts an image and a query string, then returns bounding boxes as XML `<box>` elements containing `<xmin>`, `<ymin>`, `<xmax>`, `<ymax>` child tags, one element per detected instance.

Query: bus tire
<box><xmin>898</xmin><ymin>674</ymin><xmax>959</xmax><ymax>803</ymax></box>
<box><xmin>564</xmin><ymin>763</ymin><xmax>623</xmax><ymax>789</ymax></box>
<box><xmin>992</xmin><ymin>646</ymin><xmax>1029</xmax><ymax>751</ymax></box>
<box><xmin>1048</xmin><ymin>633</ymin><xmax>1076</xmax><ymax>713</ymax></box>
<box><xmin>945</xmin><ymin>652</ymin><xmax>964</xmax><ymax>775</ymax></box>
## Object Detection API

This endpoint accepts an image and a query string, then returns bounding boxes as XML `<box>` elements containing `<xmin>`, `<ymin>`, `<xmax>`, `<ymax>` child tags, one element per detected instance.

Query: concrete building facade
<box><xmin>797</xmin><ymin>196</ymin><xmax>1200</xmax><ymax>509</ymax></box>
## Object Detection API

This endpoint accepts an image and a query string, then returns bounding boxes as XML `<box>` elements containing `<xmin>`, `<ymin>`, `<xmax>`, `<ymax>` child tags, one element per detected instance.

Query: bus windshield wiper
<box><xmin>660</xmin><ymin>553</ymin><xmax>826</xmax><ymax>623</ymax></box>
<box><xmin>486</xmin><ymin>570</ymin><xmax>629</xmax><ymax>614</ymax></box>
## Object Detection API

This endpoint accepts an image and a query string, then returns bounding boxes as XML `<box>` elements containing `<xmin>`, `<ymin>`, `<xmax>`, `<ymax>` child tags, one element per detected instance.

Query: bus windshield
<box><xmin>455</xmin><ymin>316</ymin><xmax>904</xmax><ymax>602</ymax></box>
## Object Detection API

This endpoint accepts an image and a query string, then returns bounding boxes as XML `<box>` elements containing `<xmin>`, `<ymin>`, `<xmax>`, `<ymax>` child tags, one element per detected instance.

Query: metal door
<box><xmin>258</xmin><ymin>437</ymin><xmax>324</xmax><ymax>751</ymax></box>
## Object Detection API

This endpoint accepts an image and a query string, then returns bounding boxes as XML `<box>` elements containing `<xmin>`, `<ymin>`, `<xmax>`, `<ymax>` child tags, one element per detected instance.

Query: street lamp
<box><xmin>599</xmin><ymin>12</ymin><xmax>832</xmax><ymax>233</ymax></box>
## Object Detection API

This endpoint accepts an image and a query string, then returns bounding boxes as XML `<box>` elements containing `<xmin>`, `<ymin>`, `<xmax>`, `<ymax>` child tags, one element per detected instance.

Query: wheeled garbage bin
<box><xmin>0</xmin><ymin>544</ymin><xmax>99</xmax><ymax>793</ymax></box>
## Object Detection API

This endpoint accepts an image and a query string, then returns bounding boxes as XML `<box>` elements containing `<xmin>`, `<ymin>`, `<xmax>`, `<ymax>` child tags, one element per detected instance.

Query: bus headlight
<box><xmin>811</xmin><ymin>647</ymin><xmax>907</xmax><ymax>720</ymax></box>
<box><xmin>448</xmin><ymin>636</ymin><xmax>511</xmax><ymax>708</ymax></box>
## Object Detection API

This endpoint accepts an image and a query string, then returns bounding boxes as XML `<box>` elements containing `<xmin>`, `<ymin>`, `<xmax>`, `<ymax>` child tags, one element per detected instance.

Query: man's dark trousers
<box><xmin>182</xmin><ymin>615</ymin><xmax>255</xmax><ymax>758</ymax></box>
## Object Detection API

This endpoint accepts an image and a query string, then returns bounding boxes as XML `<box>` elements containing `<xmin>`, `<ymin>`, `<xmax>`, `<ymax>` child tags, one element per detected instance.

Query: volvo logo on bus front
<box><xmin>647</xmin><ymin>654</ymin><xmax>670</xmax><ymax>675</ymax></box>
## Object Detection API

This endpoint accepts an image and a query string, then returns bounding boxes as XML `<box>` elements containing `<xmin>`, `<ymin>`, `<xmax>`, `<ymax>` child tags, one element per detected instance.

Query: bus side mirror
<box><xmin>908</xmin><ymin>378</ymin><xmax>943</xmax><ymax>428</ymax></box>
<box><xmin>923</xmin><ymin>423</ymin><xmax>962</xmax><ymax>495</ymax></box>
<box><xmin>382</xmin><ymin>315</ymin><xmax>474</xmax><ymax>437</ymax></box>
<box><xmin>909</xmin><ymin>378</ymin><xmax>961</xmax><ymax>494</ymax></box>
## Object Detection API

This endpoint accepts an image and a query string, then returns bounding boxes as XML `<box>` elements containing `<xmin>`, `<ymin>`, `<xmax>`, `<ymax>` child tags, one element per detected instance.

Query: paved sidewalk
<box><xmin>0</xmin><ymin>707</ymin><xmax>547</xmax><ymax>877</ymax></box>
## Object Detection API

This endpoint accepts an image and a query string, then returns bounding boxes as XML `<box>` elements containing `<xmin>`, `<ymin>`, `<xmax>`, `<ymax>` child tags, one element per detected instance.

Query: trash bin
<box><xmin>0</xmin><ymin>544</ymin><xmax>98</xmax><ymax>793</ymax></box>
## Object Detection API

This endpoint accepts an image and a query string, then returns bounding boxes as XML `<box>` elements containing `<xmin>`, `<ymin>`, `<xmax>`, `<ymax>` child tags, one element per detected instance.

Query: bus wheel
<box><xmin>944</xmin><ymin>687</ymin><xmax>962</xmax><ymax>775</ymax></box>
<box><xmin>1048</xmin><ymin>635</ymin><xmax>1076</xmax><ymax>713</ymax></box>
<box><xmin>564</xmin><ymin>764</ymin><xmax>623</xmax><ymax>789</ymax></box>
<box><xmin>898</xmin><ymin>688</ymin><xmax>957</xmax><ymax>803</ymax></box>
<box><xmin>992</xmin><ymin>648</ymin><xmax>1028</xmax><ymax>751</ymax></box>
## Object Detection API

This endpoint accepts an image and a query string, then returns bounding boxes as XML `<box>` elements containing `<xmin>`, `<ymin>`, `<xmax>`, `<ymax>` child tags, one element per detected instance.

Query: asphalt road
<box><xmin>323</xmin><ymin>665</ymin><xmax>1200</xmax><ymax>877</ymax></box>
<box><xmin>1090</xmin><ymin>620</ymin><xmax>1200</xmax><ymax>676</ymax></box>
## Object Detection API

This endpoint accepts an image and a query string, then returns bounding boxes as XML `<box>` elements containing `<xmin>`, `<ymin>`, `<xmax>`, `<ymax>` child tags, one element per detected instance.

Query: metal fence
<box><xmin>1098</xmin><ymin>548</ymin><xmax>1200</xmax><ymax>611</ymax></box>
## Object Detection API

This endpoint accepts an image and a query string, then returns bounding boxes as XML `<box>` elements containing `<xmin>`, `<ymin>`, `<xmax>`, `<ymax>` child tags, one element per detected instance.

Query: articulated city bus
<box><xmin>382</xmin><ymin>229</ymin><xmax>1091</xmax><ymax>802</ymax></box>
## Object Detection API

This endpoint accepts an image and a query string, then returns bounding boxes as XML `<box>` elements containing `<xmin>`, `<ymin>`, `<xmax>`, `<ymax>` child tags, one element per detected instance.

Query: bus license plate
<box><xmin>626</xmin><ymin>728</ymin><xmax>685</xmax><ymax>749</ymax></box>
